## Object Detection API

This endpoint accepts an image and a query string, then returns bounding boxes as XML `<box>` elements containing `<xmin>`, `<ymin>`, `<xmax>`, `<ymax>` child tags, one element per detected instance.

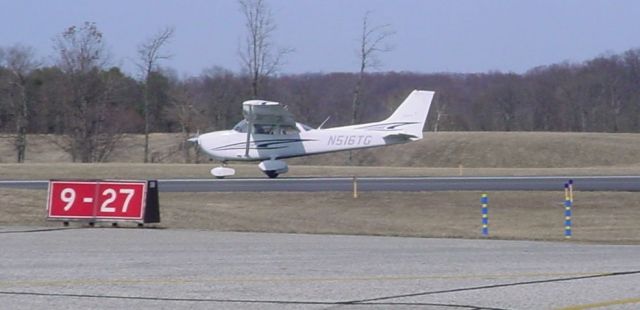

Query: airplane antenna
<box><xmin>318</xmin><ymin>116</ymin><xmax>331</xmax><ymax>129</ymax></box>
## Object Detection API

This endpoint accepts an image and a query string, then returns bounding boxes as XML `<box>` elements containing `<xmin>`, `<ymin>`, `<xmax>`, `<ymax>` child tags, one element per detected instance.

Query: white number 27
<box><xmin>100</xmin><ymin>188</ymin><xmax>136</xmax><ymax>213</ymax></box>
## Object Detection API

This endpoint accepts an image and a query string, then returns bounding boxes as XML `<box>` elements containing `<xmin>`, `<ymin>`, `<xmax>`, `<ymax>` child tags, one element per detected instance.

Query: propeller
<box><xmin>187</xmin><ymin>129</ymin><xmax>200</xmax><ymax>145</ymax></box>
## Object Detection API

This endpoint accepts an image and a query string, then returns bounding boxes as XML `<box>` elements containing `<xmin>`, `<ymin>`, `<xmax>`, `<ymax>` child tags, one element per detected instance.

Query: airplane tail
<box><xmin>382</xmin><ymin>90</ymin><xmax>434</xmax><ymax>140</ymax></box>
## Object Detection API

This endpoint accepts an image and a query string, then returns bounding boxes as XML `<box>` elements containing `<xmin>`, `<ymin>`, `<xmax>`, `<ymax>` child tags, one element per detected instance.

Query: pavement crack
<box><xmin>341</xmin><ymin>270</ymin><xmax>640</xmax><ymax>304</ymax></box>
<box><xmin>0</xmin><ymin>227</ymin><xmax>76</xmax><ymax>234</ymax></box>
<box><xmin>0</xmin><ymin>291</ymin><xmax>504</xmax><ymax>308</ymax></box>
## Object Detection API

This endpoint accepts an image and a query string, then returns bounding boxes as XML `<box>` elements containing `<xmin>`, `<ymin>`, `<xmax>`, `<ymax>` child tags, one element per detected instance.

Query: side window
<box><xmin>235</xmin><ymin>121</ymin><xmax>302</xmax><ymax>135</ymax></box>
<box><xmin>253</xmin><ymin>124</ymin><xmax>269</xmax><ymax>134</ymax></box>
<box><xmin>279</xmin><ymin>125</ymin><xmax>299</xmax><ymax>135</ymax></box>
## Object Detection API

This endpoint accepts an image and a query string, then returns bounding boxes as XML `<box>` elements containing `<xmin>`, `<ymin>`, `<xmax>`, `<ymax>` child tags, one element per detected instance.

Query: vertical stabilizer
<box><xmin>384</xmin><ymin>90</ymin><xmax>434</xmax><ymax>140</ymax></box>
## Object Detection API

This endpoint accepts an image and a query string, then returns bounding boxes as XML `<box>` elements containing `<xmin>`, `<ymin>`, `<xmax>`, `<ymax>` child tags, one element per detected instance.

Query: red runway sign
<box><xmin>47</xmin><ymin>181</ymin><xmax>147</xmax><ymax>221</ymax></box>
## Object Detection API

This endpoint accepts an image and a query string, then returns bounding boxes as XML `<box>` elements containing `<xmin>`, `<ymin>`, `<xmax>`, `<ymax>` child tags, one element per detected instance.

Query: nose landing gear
<box><xmin>210</xmin><ymin>161</ymin><xmax>236</xmax><ymax>179</ymax></box>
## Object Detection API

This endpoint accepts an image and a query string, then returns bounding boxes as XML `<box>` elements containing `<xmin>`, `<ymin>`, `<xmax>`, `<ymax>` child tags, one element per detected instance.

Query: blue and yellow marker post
<box><xmin>481</xmin><ymin>193</ymin><xmax>489</xmax><ymax>237</ymax></box>
<box><xmin>564</xmin><ymin>182</ymin><xmax>573</xmax><ymax>239</ymax></box>
<box><xmin>569</xmin><ymin>179</ymin><xmax>574</xmax><ymax>202</ymax></box>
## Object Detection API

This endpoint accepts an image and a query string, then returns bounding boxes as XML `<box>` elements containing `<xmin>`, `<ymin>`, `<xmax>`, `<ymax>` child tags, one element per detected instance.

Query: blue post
<box><xmin>481</xmin><ymin>193</ymin><xmax>489</xmax><ymax>237</ymax></box>
<box><xmin>564</xmin><ymin>183</ymin><xmax>572</xmax><ymax>239</ymax></box>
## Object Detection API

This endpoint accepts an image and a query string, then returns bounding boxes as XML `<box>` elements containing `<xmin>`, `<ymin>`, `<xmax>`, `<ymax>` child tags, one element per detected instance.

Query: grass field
<box><xmin>1</xmin><ymin>132</ymin><xmax>640</xmax><ymax>243</ymax></box>
<box><xmin>2</xmin><ymin>132</ymin><xmax>640</xmax><ymax>168</ymax></box>
<box><xmin>3</xmin><ymin>188</ymin><xmax>640</xmax><ymax>243</ymax></box>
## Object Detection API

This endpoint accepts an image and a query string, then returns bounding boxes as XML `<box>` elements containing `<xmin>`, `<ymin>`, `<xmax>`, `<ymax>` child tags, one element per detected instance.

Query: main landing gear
<box><xmin>258</xmin><ymin>159</ymin><xmax>288</xmax><ymax>178</ymax></box>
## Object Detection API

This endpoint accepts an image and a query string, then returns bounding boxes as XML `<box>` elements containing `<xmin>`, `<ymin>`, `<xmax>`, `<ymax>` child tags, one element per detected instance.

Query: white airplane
<box><xmin>190</xmin><ymin>90</ymin><xmax>434</xmax><ymax>178</ymax></box>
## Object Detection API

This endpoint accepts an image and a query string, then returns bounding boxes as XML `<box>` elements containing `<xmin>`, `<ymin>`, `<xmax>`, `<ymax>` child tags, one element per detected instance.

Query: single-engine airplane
<box><xmin>189</xmin><ymin>89</ymin><xmax>434</xmax><ymax>178</ymax></box>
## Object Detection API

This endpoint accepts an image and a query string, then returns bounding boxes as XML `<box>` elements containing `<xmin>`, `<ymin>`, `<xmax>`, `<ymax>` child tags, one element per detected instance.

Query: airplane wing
<box><xmin>243</xmin><ymin>100</ymin><xmax>296</xmax><ymax>127</ymax></box>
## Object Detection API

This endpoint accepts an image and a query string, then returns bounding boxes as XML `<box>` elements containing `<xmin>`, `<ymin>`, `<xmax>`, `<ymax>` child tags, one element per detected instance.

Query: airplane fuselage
<box><xmin>197</xmin><ymin>123</ymin><xmax>411</xmax><ymax>161</ymax></box>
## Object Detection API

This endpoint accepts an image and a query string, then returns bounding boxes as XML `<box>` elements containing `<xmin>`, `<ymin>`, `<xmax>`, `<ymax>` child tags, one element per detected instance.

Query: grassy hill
<box><xmin>2</xmin><ymin>132</ymin><xmax>640</xmax><ymax>168</ymax></box>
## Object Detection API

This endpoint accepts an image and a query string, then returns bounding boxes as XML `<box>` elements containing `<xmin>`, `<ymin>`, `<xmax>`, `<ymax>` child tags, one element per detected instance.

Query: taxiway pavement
<box><xmin>1</xmin><ymin>228</ymin><xmax>639</xmax><ymax>309</ymax></box>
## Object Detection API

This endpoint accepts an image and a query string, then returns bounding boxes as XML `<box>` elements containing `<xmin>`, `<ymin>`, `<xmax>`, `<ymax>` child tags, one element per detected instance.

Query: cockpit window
<box><xmin>233</xmin><ymin>120</ymin><xmax>248</xmax><ymax>133</ymax></box>
<box><xmin>232</xmin><ymin>120</ymin><xmax>302</xmax><ymax>135</ymax></box>
<box><xmin>299</xmin><ymin>123</ymin><xmax>313</xmax><ymax>131</ymax></box>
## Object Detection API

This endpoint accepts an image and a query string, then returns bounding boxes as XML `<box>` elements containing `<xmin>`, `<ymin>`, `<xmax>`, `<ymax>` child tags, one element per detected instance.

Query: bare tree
<box><xmin>200</xmin><ymin>67</ymin><xmax>244</xmax><ymax>130</ymax></box>
<box><xmin>1</xmin><ymin>45</ymin><xmax>39</xmax><ymax>162</ymax></box>
<box><xmin>52</xmin><ymin>22</ymin><xmax>119</xmax><ymax>162</ymax></box>
<box><xmin>55</xmin><ymin>22</ymin><xmax>108</xmax><ymax>74</ymax></box>
<box><xmin>433</xmin><ymin>103</ymin><xmax>447</xmax><ymax>132</ymax></box>
<box><xmin>351</xmin><ymin>11</ymin><xmax>394</xmax><ymax>124</ymax></box>
<box><xmin>137</xmin><ymin>26</ymin><xmax>175</xmax><ymax>163</ymax></box>
<box><xmin>349</xmin><ymin>11</ymin><xmax>393</xmax><ymax>163</ymax></box>
<box><xmin>167</xmin><ymin>80</ymin><xmax>199</xmax><ymax>163</ymax></box>
<box><xmin>238</xmin><ymin>0</ymin><xmax>291</xmax><ymax>98</ymax></box>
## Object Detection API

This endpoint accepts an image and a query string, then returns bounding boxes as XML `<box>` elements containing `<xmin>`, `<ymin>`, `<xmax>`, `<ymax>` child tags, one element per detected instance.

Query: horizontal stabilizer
<box><xmin>383</xmin><ymin>133</ymin><xmax>418</xmax><ymax>144</ymax></box>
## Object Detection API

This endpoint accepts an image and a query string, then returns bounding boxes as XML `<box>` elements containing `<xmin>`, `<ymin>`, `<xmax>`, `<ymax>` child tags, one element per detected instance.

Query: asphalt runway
<box><xmin>1</xmin><ymin>228</ymin><xmax>639</xmax><ymax>309</ymax></box>
<box><xmin>1</xmin><ymin>175</ymin><xmax>640</xmax><ymax>192</ymax></box>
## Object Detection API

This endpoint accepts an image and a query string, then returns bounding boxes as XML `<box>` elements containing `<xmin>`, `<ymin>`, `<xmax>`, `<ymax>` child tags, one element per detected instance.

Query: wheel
<box><xmin>265</xmin><ymin>171</ymin><xmax>279</xmax><ymax>178</ymax></box>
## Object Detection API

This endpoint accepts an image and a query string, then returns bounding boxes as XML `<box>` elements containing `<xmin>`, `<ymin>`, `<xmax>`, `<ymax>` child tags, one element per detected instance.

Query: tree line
<box><xmin>1</xmin><ymin>3</ymin><xmax>640</xmax><ymax>163</ymax></box>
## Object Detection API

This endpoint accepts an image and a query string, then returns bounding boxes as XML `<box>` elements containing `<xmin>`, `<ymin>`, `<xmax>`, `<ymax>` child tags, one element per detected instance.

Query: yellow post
<box><xmin>353</xmin><ymin>176</ymin><xmax>358</xmax><ymax>199</ymax></box>
<box><xmin>458</xmin><ymin>164</ymin><xmax>463</xmax><ymax>176</ymax></box>
<box><xmin>568</xmin><ymin>180</ymin><xmax>574</xmax><ymax>202</ymax></box>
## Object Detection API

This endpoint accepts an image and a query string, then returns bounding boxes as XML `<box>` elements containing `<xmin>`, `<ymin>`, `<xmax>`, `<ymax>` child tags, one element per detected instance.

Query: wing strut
<box><xmin>244</xmin><ymin>105</ymin><xmax>253</xmax><ymax>157</ymax></box>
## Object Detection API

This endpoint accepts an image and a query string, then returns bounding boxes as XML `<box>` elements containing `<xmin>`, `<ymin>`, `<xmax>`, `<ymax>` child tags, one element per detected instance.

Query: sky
<box><xmin>1</xmin><ymin>0</ymin><xmax>640</xmax><ymax>76</ymax></box>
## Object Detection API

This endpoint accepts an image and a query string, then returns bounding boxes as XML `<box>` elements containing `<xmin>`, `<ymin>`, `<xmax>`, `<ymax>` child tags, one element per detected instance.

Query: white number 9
<box><xmin>61</xmin><ymin>188</ymin><xmax>76</xmax><ymax>211</ymax></box>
